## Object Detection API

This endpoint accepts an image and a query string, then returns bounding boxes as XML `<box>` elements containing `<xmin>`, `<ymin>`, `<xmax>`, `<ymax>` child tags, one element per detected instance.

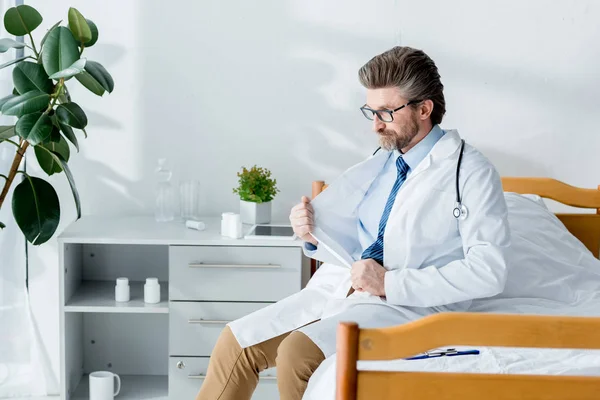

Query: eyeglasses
<box><xmin>360</xmin><ymin>100</ymin><xmax>423</xmax><ymax>123</ymax></box>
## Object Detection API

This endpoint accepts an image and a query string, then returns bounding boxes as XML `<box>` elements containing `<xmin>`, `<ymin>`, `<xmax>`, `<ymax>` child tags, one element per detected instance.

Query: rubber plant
<box><xmin>0</xmin><ymin>5</ymin><xmax>113</xmax><ymax>244</ymax></box>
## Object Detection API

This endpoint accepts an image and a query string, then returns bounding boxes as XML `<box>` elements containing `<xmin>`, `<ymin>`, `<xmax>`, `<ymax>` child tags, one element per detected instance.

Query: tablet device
<box><xmin>245</xmin><ymin>224</ymin><xmax>296</xmax><ymax>240</ymax></box>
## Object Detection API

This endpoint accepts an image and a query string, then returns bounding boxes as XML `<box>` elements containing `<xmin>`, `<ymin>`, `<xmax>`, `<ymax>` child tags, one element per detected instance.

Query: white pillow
<box><xmin>495</xmin><ymin>193</ymin><xmax>600</xmax><ymax>304</ymax></box>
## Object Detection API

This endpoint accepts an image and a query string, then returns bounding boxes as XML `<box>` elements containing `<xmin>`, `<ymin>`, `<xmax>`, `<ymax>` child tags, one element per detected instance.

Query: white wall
<box><xmin>21</xmin><ymin>0</ymin><xmax>600</xmax><ymax>393</ymax></box>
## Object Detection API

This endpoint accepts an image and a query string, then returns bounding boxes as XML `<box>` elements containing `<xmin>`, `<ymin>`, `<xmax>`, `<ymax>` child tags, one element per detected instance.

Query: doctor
<box><xmin>196</xmin><ymin>46</ymin><xmax>510</xmax><ymax>400</ymax></box>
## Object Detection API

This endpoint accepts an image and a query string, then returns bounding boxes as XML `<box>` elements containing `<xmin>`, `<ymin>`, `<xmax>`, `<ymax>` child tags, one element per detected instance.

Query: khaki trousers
<box><xmin>195</xmin><ymin>325</ymin><xmax>325</xmax><ymax>400</ymax></box>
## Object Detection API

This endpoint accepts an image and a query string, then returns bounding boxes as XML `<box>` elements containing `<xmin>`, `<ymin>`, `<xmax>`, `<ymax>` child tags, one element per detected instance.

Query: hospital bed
<box><xmin>309</xmin><ymin>178</ymin><xmax>600</xmax><ymax>400</ymax></box>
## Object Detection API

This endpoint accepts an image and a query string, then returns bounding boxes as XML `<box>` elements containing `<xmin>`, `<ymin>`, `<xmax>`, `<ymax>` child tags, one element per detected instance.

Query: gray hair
<box><xmin>358</xmin><ymin>46</ymin><xmax>446</xmax><ymax>125</ymax></box>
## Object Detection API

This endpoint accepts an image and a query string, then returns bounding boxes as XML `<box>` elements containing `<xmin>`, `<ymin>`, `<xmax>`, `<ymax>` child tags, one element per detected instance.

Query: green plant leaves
<box><xmin>45</xmin><ymin>134</ymin><xmax>70</xmax><ymax>161</ymax></box>
<box><xmin>0</xmin><ymin>38</ymin><xmax>26</xmax><ymax>53</ymax></box>
<box><xmin>1</xmin><ymin>90</ymin><xmax>50</xmax><ymax>116</ymax></box>
<box><xmin>4</xmin><ymin>5</ymin><xmax>43</xmax><ymax>36</ymax></box>
<box><xmin>48</xmin><ymin>58</ymin><xmax>86</xmax><ymax>80</ymax></box>
<box><xmin>57</xmin><ymin>119</ymin><xmax>79</xmax><ymax>151</ymax></box>
<box><xmin>35</xmin><ymin>142</ymin><xmax>81</xmax><ymax>219</ymax></box>
<box><xmin>0</xmin><ymin>125</ymin><xmax>15</xmax><ymax>140</ymax></box>
<box><xmin>0</xmin><ymin>221</ymin><xmax>5</xmax><ymax>229</ymax></box>
<box><xmin>40</xmin><ymin>20</ymin><xmax>62</xmax><ymax>50</ymax></box>
<box><xmin>233</xmin><ymin>165</ymin><xmax>279</xmax><ymax>203</ymax></box>
<box><xmin>13</xmin><ymin>61</ymin><xmax>53</xmax><ymax>94</ymax></box>
<box><xmin>41</xmin><ymin>26</ymin><xmax>79</xmax><ymax>77</ymax></box>
<box><xmin>0</xmin><ymin>55</ymin><xmax>30</xmax><ymax>70</ymax></box>
<box><xmin>56</xmin><ymin>102</ymin><xmax>87</xmax><ymax>129</ymax></box>
<box><xmin>75</xmin><ymin>60</ymin><xmax>113</xmax><ymax>96</ymax></box>
<box><xmin>68</xmin><ymin>8</ymin><xmax>91</xmax><ymax>44</ymax></box>
<box><xmin>58</xmin><ymin>156</ymin><xmax>80</xmax><ymax>218</ymax></box>
<box><xmin>35</xmin><ymin>133</ymin><xmax>70</xmax><ymax>174</ymax></box>
<box><xmin>0</xmin><ymin>94</ymin><xmax>16</xmax><ymax>109</ymax></box>
<box><xmin>35</xmin><ymin>143</ymin><xmax>62</xmax><ymax>175</ymax></box>
<box><xmin>15</xmin><ymin>111</ymin><xmax>53</xmax><ymax>145</ymax></box>
<box><xmin>75</xmin><ymin>71</ymin><xmax>104</xmax><ymax>96</ymax></box>
<box><xmin>84</xmin><ymin>19</ymin><xmax>98</xmax><ymax>47</ymax></box>
<box><xmin>12</xmin><ymin>175</ymin><xmax>60</xmax><ymax>245</ymax></box>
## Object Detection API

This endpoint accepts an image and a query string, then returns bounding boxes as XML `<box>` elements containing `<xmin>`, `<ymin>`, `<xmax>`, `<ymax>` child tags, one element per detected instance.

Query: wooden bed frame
<box><xmin>309</xmin><ymin>178</ymin><xmax>600</xmax><ymax>400</ymax></box>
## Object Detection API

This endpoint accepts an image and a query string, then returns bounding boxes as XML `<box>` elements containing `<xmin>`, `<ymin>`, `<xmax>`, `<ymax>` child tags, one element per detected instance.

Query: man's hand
<box><xmin>351</xmin><ymin>259</ymin><xmax>386</xmax><ymax>296</ymax></box>
<box><xmin>289</xmin><ymin>196</ymin><xmax>318</xmax><ymax>246</ymax></box>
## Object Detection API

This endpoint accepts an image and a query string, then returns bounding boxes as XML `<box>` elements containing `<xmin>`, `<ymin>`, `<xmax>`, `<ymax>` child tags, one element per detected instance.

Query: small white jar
<box><xmin>115</xmin><ymin>277</ymin><xmax>130</xmax><ymax>302</ymax></box>
<box><xmin>144</xmin><ymin>278</ymin><xmax>161</xmax><ymax>304</ymax></box>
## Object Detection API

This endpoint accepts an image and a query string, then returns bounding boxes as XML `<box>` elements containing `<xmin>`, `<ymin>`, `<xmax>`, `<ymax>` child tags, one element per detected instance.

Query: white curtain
<box><xmin>0</xmin><ymin>0</ymin><xmax>48</xmax><ymax>396</ymax></box>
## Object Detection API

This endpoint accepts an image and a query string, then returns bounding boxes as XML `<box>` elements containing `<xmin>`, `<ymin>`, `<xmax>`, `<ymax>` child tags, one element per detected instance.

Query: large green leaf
<box><xmin>4</xmin><ymin>5</ymin><xmax>43</xmax><ymax>36</ymax></box>
<box><xmin>68</xmin><ymin>8</ymin><xmax>91</xmax><ymax>44</ymax></box>
<box><xmin>57</xmin><ymin>155</ymin><xmax>80</xmax><ymax>218</ymax></box>
<box><xmin>40</xmin><ymin>20</ymin><xmax>62</xmax><ymax>50</ymax></box>
<box><xmin>44</xmin><ymin>133</ymin><xmax>70</xmax><ymax>162</ymax></box>
<box><xmin>0</xmin><ymin>125</ymin><xmax>15</xmax><ymax>140</ymax></box>
<box><xmin>12</xmin><ymin>176</ymin><xmax>60</xmax><ymax>245</ymax></box>
<box><xmin>0</xmin><ymin>94</ymin><xmax>16</xmax><ymax>109</ymax></box>
<box><xmin>41</xmin><ymin>26</ymin><xmax>79</xmax><ymax>77</ymax></box>
<box><xmin>56</xmin><ymin>102</ymin><xmax>87</xmax><ymax>129</ymax></box>
<box><xmin>35</xmin><ymin>144</ymin><xmax>62</xmax><ymax>175</ymax></box>
<box><xmin>0</xmin><ymin>38</ymin><xmax>26</xmax><ymax>53</ymax></box>
<box><xmin>84</xmin><ymin>19</ymin><xmax>98</xmax><ymax>47</ymax></box>
<box><xmin>1</xmin><ymin>90</ymin><xmax>49</xmax><ymax>116</ymax></box>
<box><xmin>13</xmin><ymin>61</ymin><xmax>53</xmax><ymax>94</ymax></box>
<box><xmin>75</xmin><ymin>71</ymin><xmax>104</xmax><ymax>96</ymax></box>
<box><xmin>48</xmin><ymin>58</ymin><xmax>86</xmax><ymax>80</ymax></box>
<box><xmin>15</xmin><ymin>111</ymin><xmax>53</xmax><ymax>145</ymax></box>
<box><xmin>84</xmin><ymin>61</ymin><xmax>113</xmax><ymax>93</ymax></box>
<box><xmin>0</xmin><ymin>55</ymin><xmax>30</xmax><ymax>70</ymax></box>
<box><xmin>49</xmin><ymin>124</ymin><xmax>61</xmax><ymax>142</ymax></box>
<box><xmin>57</xmin><ymin>120</ymin><xmax>79</xmax><ymax>151</ymax></box>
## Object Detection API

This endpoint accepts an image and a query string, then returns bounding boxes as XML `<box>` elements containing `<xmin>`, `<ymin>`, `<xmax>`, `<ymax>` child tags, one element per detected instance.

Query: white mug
<box><xmin>89</xmin><ymin>371</ymin><xmax>121</xmax><ymax>400</ymax></box>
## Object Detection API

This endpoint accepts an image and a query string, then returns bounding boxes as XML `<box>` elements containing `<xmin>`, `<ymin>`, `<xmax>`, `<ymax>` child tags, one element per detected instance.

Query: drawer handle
<box><xmin>188</xmin><ymin>262</ymin><xmax>281</xmax><ymax>269</ymax></box>
<box><xmin>187</xmin><ymin>374</ymin><xmax>276</xmax><ymax>381</ymax></box>
<box><xmin>188</xmin><ymin>319</ymin><xmax>231</xmax><ymax>325</ymax></box>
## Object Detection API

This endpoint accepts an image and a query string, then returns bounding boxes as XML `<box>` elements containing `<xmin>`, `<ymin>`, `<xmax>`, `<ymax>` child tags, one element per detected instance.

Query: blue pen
<box><xmin>405</xmin><ymin>348</ymin><xmax>480</xmax><ymax>360</ymax></box>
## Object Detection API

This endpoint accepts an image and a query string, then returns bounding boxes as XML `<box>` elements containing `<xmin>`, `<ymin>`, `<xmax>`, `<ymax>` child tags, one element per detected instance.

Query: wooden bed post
<box><xmin>336</xmin><ymin>322</ymin><xmax>359</xmax><ymax>400</ymax></box>
<box><xmin>597</xmin><ymin>185</ymin><xmax>600</xmax><ymax>215</ymax></box>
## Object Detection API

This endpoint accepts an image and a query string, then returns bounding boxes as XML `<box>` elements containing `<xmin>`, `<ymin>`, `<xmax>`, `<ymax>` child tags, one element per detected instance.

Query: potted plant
<box><xmin>0</xmin><ymin>5</ymin><xmax>114</xmax><ymax>244</ymax></box>
<box><xmin>233</xmin><ymin>165</ymin><xmax>279</xmax><ymax>224</ymax></box>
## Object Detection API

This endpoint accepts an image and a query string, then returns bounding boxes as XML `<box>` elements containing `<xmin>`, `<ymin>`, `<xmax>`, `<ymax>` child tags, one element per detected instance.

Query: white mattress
<box><xmin>303</xmin><ymin>193</ymin><xmax>600</xmax><ymax>399</ymax></box>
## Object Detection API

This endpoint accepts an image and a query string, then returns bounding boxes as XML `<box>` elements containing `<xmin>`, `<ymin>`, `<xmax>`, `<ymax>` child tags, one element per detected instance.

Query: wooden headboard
<box><xmin>501</xmin><ymin>177</ymin><xmax>600</xmax><ymax>258</ymax></box>
<box><xmin>311</xmin><ymin>178</ymin><xmax>600</xmax><ymax>258</ymax></box>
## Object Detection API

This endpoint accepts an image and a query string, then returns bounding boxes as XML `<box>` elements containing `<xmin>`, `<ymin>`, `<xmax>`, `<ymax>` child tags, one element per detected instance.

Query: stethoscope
<box><xmin>372</xmin><ymin>138</ymin><xmax>468</xmax><ymax>220</ymax></box>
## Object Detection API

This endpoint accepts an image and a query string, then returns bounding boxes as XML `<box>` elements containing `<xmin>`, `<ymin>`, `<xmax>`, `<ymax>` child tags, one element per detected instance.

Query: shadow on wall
<box><xmin>480</xmin><ymin>147</ymin><xmax>549</xmax><ymax>177</ymax></box>
<box><xmin>136</xmin><ymin>0</ymin><xmax>391</xmax><ymax>220</ymax></box>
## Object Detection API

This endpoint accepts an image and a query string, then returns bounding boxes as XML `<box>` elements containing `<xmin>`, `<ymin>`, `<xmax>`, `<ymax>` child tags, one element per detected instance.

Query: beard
<box><xmin>378</xmin><ymin>113</ymin><xmax>420</xmax><ymax>151</ymax></box>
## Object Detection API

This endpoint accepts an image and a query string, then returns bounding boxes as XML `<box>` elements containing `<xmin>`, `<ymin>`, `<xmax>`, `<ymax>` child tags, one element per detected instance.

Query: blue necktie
<box><xmin>361</xmin><ymin>155</ymin><xmax>410</xmax><ymax>265</ymax></box>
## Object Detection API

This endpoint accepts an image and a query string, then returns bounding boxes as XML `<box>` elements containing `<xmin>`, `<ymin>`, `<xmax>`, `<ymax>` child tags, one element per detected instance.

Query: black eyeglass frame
<box><xmin>360</xmin><ymin>99</ymin><xmax>423</xmax><ymax>122</ymax></box>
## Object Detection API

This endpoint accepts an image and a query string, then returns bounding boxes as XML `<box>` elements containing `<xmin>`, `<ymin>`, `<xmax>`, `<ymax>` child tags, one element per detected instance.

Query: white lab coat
<box><xmin>228</xmin><ymin>130</ymin><xmax>510</xmax><ymax>353</ymax></box>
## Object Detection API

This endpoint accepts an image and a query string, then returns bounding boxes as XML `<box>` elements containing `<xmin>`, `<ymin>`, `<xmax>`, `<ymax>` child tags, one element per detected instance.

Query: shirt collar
<box><xmin>394</xmin><ymin>124</ymin><xmax>445</xmax><ymax>171</ymax></box>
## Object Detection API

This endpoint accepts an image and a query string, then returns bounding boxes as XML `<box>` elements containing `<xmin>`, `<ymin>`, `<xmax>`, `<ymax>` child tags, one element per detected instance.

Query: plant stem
<box><xmin>1</xmin><ymin>138</ymin><xmax>20</xmax><ymax>147</ymax></box>
<box><xmin>28</xmin><ymin>32</ymin><xmax>39</xmax><ymax>59</ymax></box>
<box><xmin>79</xmin><ymin>43</ymin><xmax>85</xmax><ymax>56</ymax></box>
<box><xmin>0</xmin><ymin>174</ymin><xmax>7</xmax><ymax>181</ymax></box>
<box><xmin>0</xmin><ymin>141</ymin><xmax>29</xmax><ymax>210</ymax></box>
<box><xmin>46</xmin><ymin>79</ymin><xmax>64</xmax><ymax>113</ymax></box>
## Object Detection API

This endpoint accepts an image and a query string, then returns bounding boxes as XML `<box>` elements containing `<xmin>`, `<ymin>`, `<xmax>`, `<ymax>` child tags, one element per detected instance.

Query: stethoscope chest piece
<box><xmin>453</xmin><ymin>202</ymin><xmax>468</xmax><ymax>220</ymax></box>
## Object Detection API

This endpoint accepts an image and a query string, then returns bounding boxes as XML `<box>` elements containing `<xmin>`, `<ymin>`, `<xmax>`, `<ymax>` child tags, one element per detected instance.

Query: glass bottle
<box><xmin>155</xmin><ymin>158</ymin><xmax>175</xmax><ymax>222</ymax></box>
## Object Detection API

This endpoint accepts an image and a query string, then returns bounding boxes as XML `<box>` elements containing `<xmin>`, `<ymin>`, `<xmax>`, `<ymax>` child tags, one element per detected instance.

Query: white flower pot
<box><xmin>240</xmin><ymin>200</ymin><xmax>272</xmax><ymax>224</ymax></box>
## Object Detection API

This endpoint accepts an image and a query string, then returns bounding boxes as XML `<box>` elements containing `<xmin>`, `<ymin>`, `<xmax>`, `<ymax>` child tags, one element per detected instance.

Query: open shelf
<box><xmin>72</xmin><ymin>374</ymin><xmax>167</xmax><ymax>400</ymax></box>
<box><xmin>65</xmin><ymin>281</ymin><xmax>169</xmax><ymax>314</ymax></box>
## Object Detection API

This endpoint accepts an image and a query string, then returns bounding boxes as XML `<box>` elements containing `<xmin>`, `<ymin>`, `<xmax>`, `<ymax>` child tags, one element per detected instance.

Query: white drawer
<box><xmin>170</xmin><ymin>301</ymin><xmax>270</xmax><ymax>356</ymax></box>
<box><xmin>169</xmin><ymin>246</ymin><xmax>302</xmax><ymax>301</ymax></box>
<box><xmin>169</xmin><ymin>356</ymin><xmax>278</xmax><ymax>400</ymax></box>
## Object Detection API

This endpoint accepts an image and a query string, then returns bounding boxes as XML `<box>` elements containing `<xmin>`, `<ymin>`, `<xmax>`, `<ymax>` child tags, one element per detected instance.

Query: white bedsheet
<box><xmin>303</xmin><ymin>193</ymin><xmax>600</xmax><ymax>399</ymax></box>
